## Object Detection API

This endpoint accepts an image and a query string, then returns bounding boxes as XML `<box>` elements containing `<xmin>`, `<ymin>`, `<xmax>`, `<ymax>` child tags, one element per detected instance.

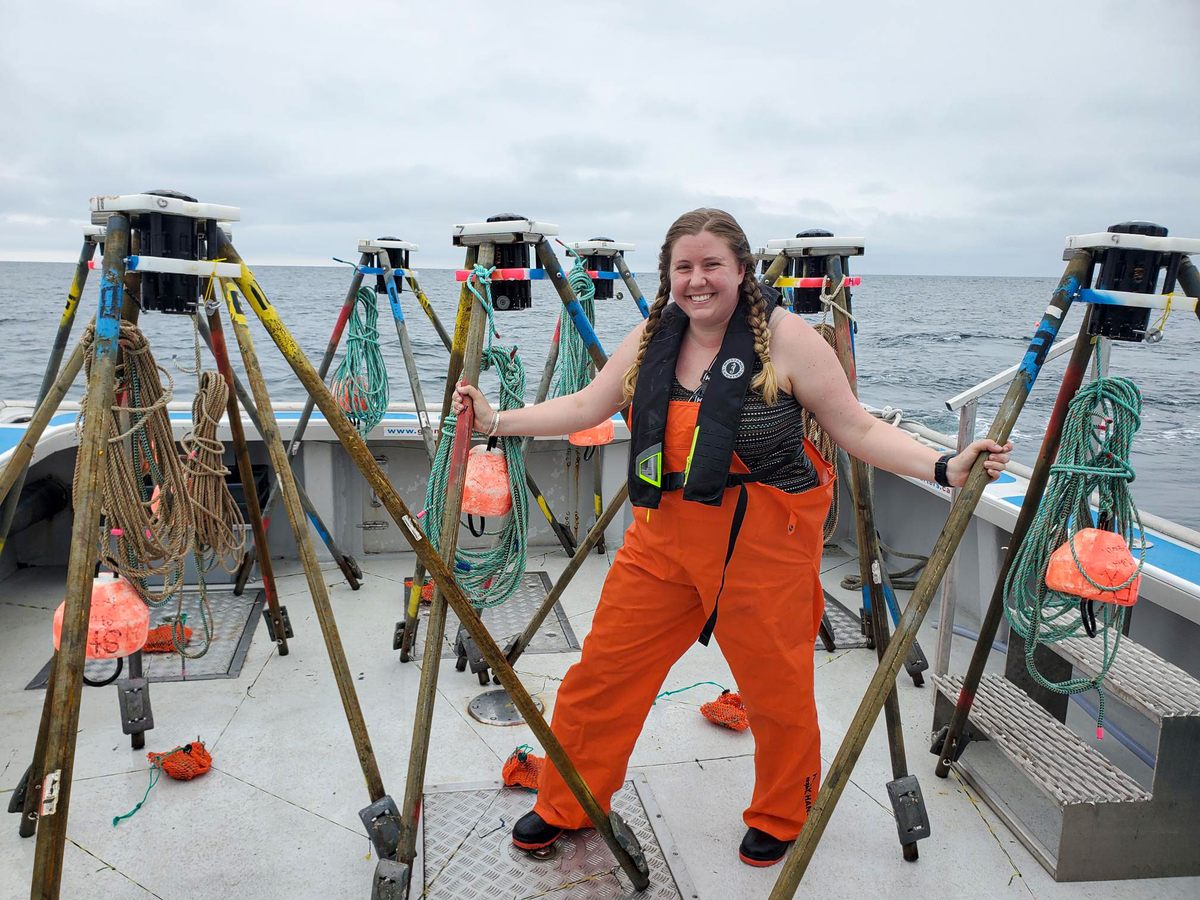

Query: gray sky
<box><xmin>2</xmin><ymin>1</ymin><xmax>1197</xmax><ymax>275</ymax></box>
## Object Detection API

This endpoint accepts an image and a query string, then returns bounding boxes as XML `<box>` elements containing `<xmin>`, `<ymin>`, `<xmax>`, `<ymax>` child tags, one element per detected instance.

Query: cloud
<box><xmin>0</xmin><ymin>0</ymin><xmax>1196</xmax><ymax>274</ymax></box>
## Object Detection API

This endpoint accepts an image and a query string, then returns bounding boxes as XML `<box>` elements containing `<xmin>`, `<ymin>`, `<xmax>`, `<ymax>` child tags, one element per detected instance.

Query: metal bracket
<box><xmin>7</xmin><ymin>764</ymin><xmax>31</xmax><ymax>814</ymax></box>
<box><xmin>930</xmin><ymin>723</ymin><xmax>976</xmax><ymax>762</ymax></box>
<box><xmin>370</xmin><ymin>858</ymin><xmax>410</xmax><ymax>900</ymax></box>
<box><xmin>453</xmin><ymin>626</ymin><xmax>489</xmax><ymax>685</ymax></box>
<box><xmin>859</xmin><ymin>607</ymin><xmax>875</xmax><ymax>649</ymax></box>
<box><xmin>358</xmin><ymin>795</ymin><xmax>403</xmax><ymax>861</ymax></box>
<box><xmin>904</xmin><ymin>641</ymin><xmax>930</xmax><ymax>683</ymax></box>
<box><xmin>263</xmin><ymin>605</ymin><xmax>294</xmax><ymax>642</ymax></box>
<box><xmin>117</xmin><ymin>677</ymin><xmax>154</xmax><ymax>735</ymax></box>
<box><xmin>886</xmin><ymin>775</ymin><xmax>931</xmax><ymax>846</ymax></box>
<box><xmin>40</xmin><ymin>770</ymin><xmax>61</xmax><ymax>818</ymax></box>
<box><xmin>609</xmin><ymin>811</ymin><xmax>651</xmax><ymax>878</ymax></box>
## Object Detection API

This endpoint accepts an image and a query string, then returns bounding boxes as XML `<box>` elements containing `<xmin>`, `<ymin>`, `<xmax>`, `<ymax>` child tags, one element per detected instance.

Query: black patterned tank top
<box><xmin>670</xmin><ymin>361</ymin><xmax>819</xmax><ymax>494</ymax></box>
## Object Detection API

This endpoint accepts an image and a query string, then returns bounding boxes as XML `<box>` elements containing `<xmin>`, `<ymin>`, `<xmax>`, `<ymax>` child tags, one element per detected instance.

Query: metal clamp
<box><xmin>370</xmin><ymin>858</ymin><xmax>410</xmax><ymax>900</ymax></box>
<box><xmin>886</xmin><ymin>775</ymin><xmax>931</xmax><ymax>846</ymax></box>
<box><xmin>930</xmin><ymin>722</ymin><xmax>975</xmax><ymax>763</ymax></box>
<box><xmin>609</xmin><ymin>811</ymin><xmax>650</xmax><ymax>879</ymax></box>
<box><xmin>359</xmin><ymin>795</ymin><xmax>403</xmax><ymax>861</ymax></box>
<box><xmin>117</xmin><ymin>677</ymin><xmax>154</xmax><ymax>735</ymax></box>
<box><xmin>263</xmin><ymin>605</ymin><xmax>294</xmax><ymax>642</ymax></box>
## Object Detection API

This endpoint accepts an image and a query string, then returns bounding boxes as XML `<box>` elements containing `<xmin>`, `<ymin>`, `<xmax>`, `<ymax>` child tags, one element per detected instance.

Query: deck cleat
<box><xmin>358</xmin><ymin>795</ymin><xmax>403</xmax><ymax>861</ymax></box>
<box><xmin>369</xmin><ymin>858</ymin><xmax>409</xmax><ymax>900</ymax></box>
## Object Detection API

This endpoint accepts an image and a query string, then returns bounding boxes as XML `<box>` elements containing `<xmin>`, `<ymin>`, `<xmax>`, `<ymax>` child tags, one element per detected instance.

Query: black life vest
<box><xmin>627</xmin><ymin>299</ymin><xmax>806</xmax><ymax>646</ymax></box>
<box><xmin>628</xmin><ymin>300</ymin><xmax>756</xmax><ymax>508</ymax></box>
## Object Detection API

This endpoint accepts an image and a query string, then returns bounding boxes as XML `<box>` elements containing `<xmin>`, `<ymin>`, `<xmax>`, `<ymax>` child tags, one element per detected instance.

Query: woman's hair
<box><xmin>620</xmin><ymin>207</ymin><xmax>778</xmax><ymax>404</ymax></box>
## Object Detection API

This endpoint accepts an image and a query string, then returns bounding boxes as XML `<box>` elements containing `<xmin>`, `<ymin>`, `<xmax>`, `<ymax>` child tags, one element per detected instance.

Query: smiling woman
<box><xmin>452</xmin><ymin>206</ymin><xmax>1012</xmax><ymax>867</ymax></box>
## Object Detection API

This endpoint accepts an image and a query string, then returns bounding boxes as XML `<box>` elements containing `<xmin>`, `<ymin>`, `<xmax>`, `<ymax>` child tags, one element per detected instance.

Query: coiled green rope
<box><xmin>1003</xmin><ymin>364</ymin><xmax>1145</xmax><ymax>736</ymax></box>
<box><xmin>330</xmin><ymin>286</ymin><xmax>389</xmax><ymax>435</ymax></box>
<box><xmin>551</xmin><ymin>248</ymin><xmax>597</xmax><ymax>398</ymax></box>
<box><xmin>421</xmin><ymin>266</ymin><xmax>529</xmax><ymax>608</ymax></box>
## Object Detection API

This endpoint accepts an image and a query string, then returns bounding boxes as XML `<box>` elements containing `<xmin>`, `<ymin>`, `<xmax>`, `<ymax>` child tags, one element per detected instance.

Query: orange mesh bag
<box><xmin>142</xmin><ymin>622</ymin><xmax>193</xmax><ymax>653</ymax></box>
<box><xmin>701</xmin><ymin>690</ymin><xmax>750</xmax><ymax>731</ymax></box>
<box><xmin>502</xmin><ymin>745</ymin><xmax>543</xmax><ymax>791</ymax></box>
<box><xmin>149</xmin><ymin>741</ymin><xmax>212</xmax><ymax>781</ymax></box>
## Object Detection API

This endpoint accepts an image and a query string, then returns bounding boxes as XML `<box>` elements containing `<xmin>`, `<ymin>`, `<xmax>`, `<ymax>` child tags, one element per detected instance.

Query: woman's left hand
<box><xmin>946</xmin><ymin>439</ymin><xmax>1014</xmax><ymax>488</ymax></box>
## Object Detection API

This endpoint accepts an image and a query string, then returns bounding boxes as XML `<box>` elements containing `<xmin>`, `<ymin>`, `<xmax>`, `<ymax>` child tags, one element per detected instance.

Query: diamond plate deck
<box><xmin>412</xmin><ymin>571</ymin><xmax>581</xmax><ymax>660</ymax></box>
<box><xmin>420</xmin><ymin>775</ymin><xmax>695</xmax><ymax>899</ymax></box>
<box><xmin>934</xmin><ymin>673</ymin><xmax>1150</xmax><ymax>806</ymax></box>
<box><xmin>27</xmin><ymin>588</ymin><xmax>264</xmax><ymax>688</ymax></box>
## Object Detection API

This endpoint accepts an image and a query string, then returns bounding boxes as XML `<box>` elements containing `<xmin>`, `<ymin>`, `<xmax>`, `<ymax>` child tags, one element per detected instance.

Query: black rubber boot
<box><xmin>738</xmin><ymin>827</ymin><xmax>791</xmax><ymax>867</ymax></box>
<box><xmin>511</xmin><ymin>811</ymin><xmax>563</xmax><ymax>851</ymax></box>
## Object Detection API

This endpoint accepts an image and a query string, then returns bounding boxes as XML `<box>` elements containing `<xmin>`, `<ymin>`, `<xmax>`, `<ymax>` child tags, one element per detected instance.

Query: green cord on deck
<box><xmin>1003</xmin><ymin>359</ymin><xmax>1145</xmax><ymax>737</ymax></box>
<box><xmin>551</xmin><ymin>248</ymin><xmax>598</xmax><ymax>399</ymax></box>
<box><xmin>330</xmin><ymin>286</ymin><xmax>389</xmax><ymax>435</ymax></box>
<box><xmin>421</xmin><ymin>265</ymin><xmax>529</xmax><ymax>608</ymax></box>
<box><xmin>654</xmin><ymin>681</ymin><xmax>730</xmax><ymax>704</ymax></box>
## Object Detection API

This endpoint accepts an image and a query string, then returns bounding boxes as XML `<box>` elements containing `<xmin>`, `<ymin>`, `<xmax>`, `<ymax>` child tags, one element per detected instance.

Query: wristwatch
<box><xmin>934</xmin><ymin>452</ymin><xmax>956</xmax><ymax>488</ymax></box>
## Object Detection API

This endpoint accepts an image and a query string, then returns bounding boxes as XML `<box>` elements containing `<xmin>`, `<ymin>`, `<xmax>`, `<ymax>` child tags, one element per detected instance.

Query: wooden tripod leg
<box><xmin>398</xmin><ymin>243</ymin><xmax>495</xmax><ymax>864</ymax></box>
<box><xmin>767</xmin><ymin>251</ymin><xmax>1095</xmax><ymax>898</ymax></box>
<box><xmin>30</xmin><ymin>215</ymin><xmax>130</xmax><ymax>900</ymax></box>
<box><xmin>234</xmin><ymin>254</ymin><xmax>371</xmax><ymax>594</ymax></box>
<box><xmin>201</xmin><ymin>305</ymin><xmax>290</xmax><ymax>656</ymax></box>
<box><xmin>218</xmin><ymin>281</ymin><xmax>386</xmax><ymax>802</ymax></box>
<box><xmin>217</xmin><ymin>237</ymin><xmax>650</xmax><ymax>891</ymax></box>
<box><xmin>825</xmin><ymin>257</ymin><xmax>919</xmax><ymax>862</ymax></box>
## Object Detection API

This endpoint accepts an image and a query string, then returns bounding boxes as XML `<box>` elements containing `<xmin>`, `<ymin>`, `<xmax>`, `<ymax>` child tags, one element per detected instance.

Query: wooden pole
<box><xmin>30</xmin><ymin>216</ymin><xmax>129</xmax><ymax>900</ymax></box>
<box><xmin>232</xmin><ymin>253</ymin><xmax>371</xmax><ymax>594</ymax></box>
<box><xmin>218</xmin><ymin>279</ymin><xmax>387</xmax><ymax>802</ymax></box>
<box><xmin>216</xmin><ymin>236</ymin><xmax>650</xmax><ymax>890</ymax></box>
<box><xmin>611</xmin><ymin>253</ymin><xmax>650</xmax><ymax>319</ymax></box>
<box><xmin>767</xmin><ymin>251</ymin><xmax>1095</xmax><ymax>896</ymax></box>
<box><xmin>201</xmin><ymin>302</ymin><xmax>290</xmax><ymax>655</ymax></box>
<box><xmin>824</xmin><ymin>255</ymin><xmax>919</xmax><ymax>861</ymax></box>
<box><xmin>933</xmin><ymin>301</ymin><xmax>1099</xmax><ymax>777</ymax></box>
<box><xmin>398</xmin><ymin>244</ymin><xmax>496</xmax><ymax>864</ymax></box>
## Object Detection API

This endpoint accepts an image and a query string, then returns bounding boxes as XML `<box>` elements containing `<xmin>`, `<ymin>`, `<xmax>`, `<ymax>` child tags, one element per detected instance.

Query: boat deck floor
<box><xmin>2</xmin><ymin>546</ymin><xmax>1197</xmax><ymax>899</ymax></box>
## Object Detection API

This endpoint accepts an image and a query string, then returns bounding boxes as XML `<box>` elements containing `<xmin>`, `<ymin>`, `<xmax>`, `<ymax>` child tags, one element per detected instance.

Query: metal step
<box><xmin>1054</xmin><ymin>635</ymin><xmax>1200</xmax><ymax>722</ymax></box>
<box><xmin>933</xmin><ymin>673</ymin><xmax>1150</xmax><ymax>806</ymax></box>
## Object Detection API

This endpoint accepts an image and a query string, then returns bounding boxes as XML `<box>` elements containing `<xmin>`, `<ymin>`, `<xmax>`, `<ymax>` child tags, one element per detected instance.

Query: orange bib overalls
<box><xmin>534</xmin><ymin>399</ymin><xmax>834</xmax><ymax>841</ymax></box>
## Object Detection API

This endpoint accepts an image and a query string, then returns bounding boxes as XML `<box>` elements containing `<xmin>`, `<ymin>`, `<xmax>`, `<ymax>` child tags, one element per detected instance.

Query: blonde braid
<box><xmin>621</xmin><ymin>277</ymin><xmax>671</xmax><ymax>402</ymax></box>
<box><xmin>743</xmin><ymin>275</ymin><xmax>779</xmax><ymax>404</ymax></box>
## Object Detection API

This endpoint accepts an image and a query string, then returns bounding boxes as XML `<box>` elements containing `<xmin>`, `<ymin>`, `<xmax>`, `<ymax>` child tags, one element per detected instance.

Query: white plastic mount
<box><xmin>84</xmin><ymin>225</ymin><xmax>106</xmax><ymax>242</ymax></box>
<box><xmin>766</xmin><ymin>236</ymin><xmax>866</xmax><ymax>257</ymax></box>
<box><xmin>566</xmin><ymin>240</ymin><xmax>635</xmax><ymax>256</ymax></box>
<box><xmin>452</xmin><ymin>219</ymin><xmax>558</xmax><ymax>246</ymax></box>
<box><xmin>359</xmin><ymin>238</ymin><xmax>419</xmax><ymax>254</ymax></box>
<box><xmin>1065</xmin><ymin>232</ymin><xmax>1200</xmax><ymax>256</ymax></box>
<box><xmin>89</xmin><ymin>194</ymin><xmax>241</xmax><ymax>225</ymax></box>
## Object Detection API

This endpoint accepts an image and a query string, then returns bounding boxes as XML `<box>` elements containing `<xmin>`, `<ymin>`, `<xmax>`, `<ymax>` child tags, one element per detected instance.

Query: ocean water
<box><xmin>0</xmin><ymin>262</ymin><xmax>1196</xmax><ymax>529</ymax></box>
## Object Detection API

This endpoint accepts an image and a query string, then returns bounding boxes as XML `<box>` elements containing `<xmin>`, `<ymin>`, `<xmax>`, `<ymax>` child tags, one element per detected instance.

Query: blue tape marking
<box><xmin>635</xmin><ymin>296</ymin><xmax>650</xmax><ymax>319</ymax></box>
<box><xmin>1016</xmin><ymin>276</ymin><xmax>1078</xmax><ymax>388</ymax></box>
<box><xmin>94</xmin><ymin>274</ymin><xmax>122</xmax><ymax>355</ymax></box>
<box><xmin>385</xmin><ymin>281</ymin><xmax>405</xmax><ymax>323</ymax></box>
<box><xmin>564</xmin><ymin>299</ymin><xmax>606</xmax><ymax>354</ymax></box>
<box><xmin>860</xmin><ymin>584</ymin><xmax>872</xmax><ymax>613</ymax></box>
<box><xmin>307</xmin><ymin>510</ymin><xmax>331</xmax><ymax>542</ymax></box>
<box><xmin>591</xmin><ymin>271</ymin><xmax>620</xmax><ymax>280</ymax></box>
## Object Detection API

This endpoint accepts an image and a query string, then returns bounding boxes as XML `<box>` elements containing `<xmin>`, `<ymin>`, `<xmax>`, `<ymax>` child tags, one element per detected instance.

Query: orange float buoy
<box><xmin>333</xmin><ymin>376</ymin><xmax>371</xmax><ymax>414</ymax></box>
<box><xmin>1045</xmin><ymin>528</ymin><xmax>1141</xmax><ymax>606</ymax></box>
<box><xmin>52</xmin><ymin>575</ymin><xmax>150</xmax><ymax>659</ymax></box>
<box><xmin>462</xmin><ymin>445</ymin><xmax>512</xmax><ymax>517</ymax></box>
<box><xmin>569</xmin><ymin>418</ymin><xmax>614</xmax><ymax>447</ymax></box>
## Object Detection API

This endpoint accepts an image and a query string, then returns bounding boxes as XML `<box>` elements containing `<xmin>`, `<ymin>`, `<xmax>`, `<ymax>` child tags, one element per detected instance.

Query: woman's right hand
<box><xmin>451</xmin><ymin>380</ymin><xmax>496</xmax><ymax>434</ymax></box>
